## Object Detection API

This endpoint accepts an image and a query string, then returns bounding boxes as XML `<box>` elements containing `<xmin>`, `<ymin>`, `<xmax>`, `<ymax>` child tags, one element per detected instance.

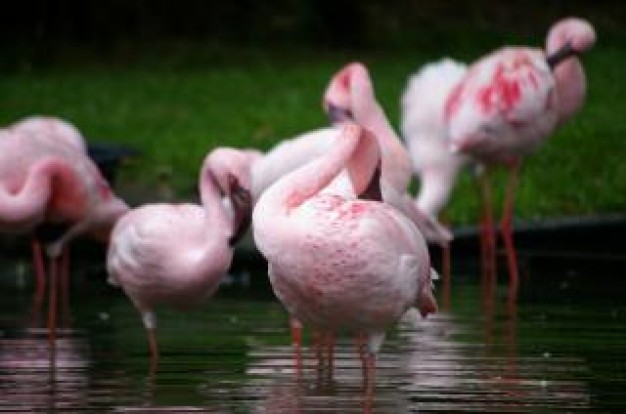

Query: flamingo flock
<box><xmin>0</xmin><ymin>16</ymin><xmax>595</xmax><ymax>399</ymax></box>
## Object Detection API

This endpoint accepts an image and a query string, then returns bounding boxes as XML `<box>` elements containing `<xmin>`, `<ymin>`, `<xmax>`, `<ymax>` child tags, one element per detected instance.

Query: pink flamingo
<box><xmin>0</xmin><ymin>127</ymin><xmax>129</xmax><ymax>339</ymax></box>
<box><xmin>106</xmin><ymin>147</ymin><xmax>253</xmax><ymax>371</ymax></box>
<box><xmin>7</xmin><ymin>116</ymin><xmax>90</xmax><ymax>315</ymax></box>
<box><xmin>249</xmin><ymin>63</ymin><xmax>449</xmax><ymax>364</ymax></box>
<box><xmin>443</xmin><ymin>17</ymin><xmax>596</xmax><ymax>283</ymax></box>
<box><xmin>252</xmin><ymin>124</ymin><xmax>438</xmax><ymax>399</ymax></box>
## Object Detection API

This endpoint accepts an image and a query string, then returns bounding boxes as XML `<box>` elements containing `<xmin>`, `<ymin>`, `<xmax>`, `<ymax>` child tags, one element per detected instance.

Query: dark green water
<box><xmin>0</xmin><ymin>254</ymin><xmax>625</xmax><ymax>413</ymax></box>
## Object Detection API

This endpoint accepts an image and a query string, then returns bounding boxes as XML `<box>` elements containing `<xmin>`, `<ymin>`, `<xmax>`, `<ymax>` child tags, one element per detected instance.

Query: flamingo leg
<box><xmin>360</xmin><ymin>351</ymin><xmax>376</xmax><ymax>414</ymax></box>
<box><xmin>362</xmin><ymin>332</ymin><xmax>384</xmax><ymax>414</ymax></box>
<box><xmin>30</xmin><ymin>238</ymin><xmax>46</xmax><ymax>323</ymax></box>
<box><xmin>478</xmin><ymin>170</ymin><xmax>497</xmax><ymax>280</ymax></box>
<box><xmin>289</xmin><ymin>316</ymin><xmax>303</xmax><ymax>375</ymax></box>
<box><xmin>47</xmin><ymin>256</ymin><xmax>58</xmax><ymax>345</ymax></box>
<box><xmin>500</xmin><ymin>161</ymin><xmax>521</xmax><ymax>285</ymax></box>
<box><xmin>142</xmin><ymin>311</ymin><xmax>159</xmax><ymax>374</ymax></box>
<box><xmin>147</xmin><ymin>328</ymin><xmax>159</xmax><ymax>375</ymax></box>
<box><xmin>60</xmin><ymin>246</ymin><xmax>71</xmax><ymax>325</ymax></box>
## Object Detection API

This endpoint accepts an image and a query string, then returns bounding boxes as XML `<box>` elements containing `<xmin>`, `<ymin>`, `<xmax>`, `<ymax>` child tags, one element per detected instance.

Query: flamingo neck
<box><xmin>552</xmin><ymin>58</ymin><xmax>587</xmax><ymax>124</ymax></box>
<box><xmin>350</xmin><ymin>84</ymin><xmax>412</xmax><ymax>191</ymax></box>
<box><xmin>258</xmin><ymin>125</ymin><xmax>365</xmax><ymax>213</ymax></box>
<box><xmin>0</xmin><ymin>158</ymin><xmax>68</xmax><ymax>229</ymax></box>
<box><xmin>198</xmin><ymin>166</ymin><xmax>231</xmax><ymax>238</ymax></box>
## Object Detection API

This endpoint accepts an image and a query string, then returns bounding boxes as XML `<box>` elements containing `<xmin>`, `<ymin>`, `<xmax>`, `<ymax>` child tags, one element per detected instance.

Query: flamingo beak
<box><xmin>227</xmin><ymin>174</ymin><xmax>252</xmax><ymax>247</ymax></box>
<box><xmin>546</xmin><ymin>42</ymin><xmax>579</xmax><ymax>69</ymax></box>
<box><xmin>325</xmin><ymin>102</ymin><xmax>354</xmax><ymax>124</ymax></box>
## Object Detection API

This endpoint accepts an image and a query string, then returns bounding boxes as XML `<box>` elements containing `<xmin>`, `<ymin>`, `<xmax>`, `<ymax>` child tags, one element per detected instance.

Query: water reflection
<box><xmin>0</xmin><ymin>258</ymin><xmax>618</xmax><ymax>412</ymax></box>
<box><xmin>0</xmin><ymin>329</ymin><xmax>90</xmax><ymax>411</ymax></box>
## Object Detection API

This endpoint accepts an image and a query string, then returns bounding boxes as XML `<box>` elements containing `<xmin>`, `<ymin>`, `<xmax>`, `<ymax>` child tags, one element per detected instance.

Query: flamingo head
<box><xmin>322</xmin><ymin>62</ymin><xmax>370</xmax><ymax>124</ymax></box>
<box><xmin>226</xmin><ymin>173</ymin><xmax>253</xmax><ymax>247</ymax></box>
<box><xmin>545</xmin><ymin>17</ymin><xmax>596</xmax><ymax>69</ymax></box>
<box><xmin>204</xmin><ymin>147</ymin><xmax>261</xmax><ymax>195</ymax></box>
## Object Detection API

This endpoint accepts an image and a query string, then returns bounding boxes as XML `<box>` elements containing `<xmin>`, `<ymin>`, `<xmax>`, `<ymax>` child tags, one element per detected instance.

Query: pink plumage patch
<box><xmin>477</xmin><ymin>64</ymin><xmax>522</xmax><ymax>114</ymax></box>
<box><xmin>444</xmin><ymin>83</ymin><xmax>464</xmax><ymax>121</ymax></box>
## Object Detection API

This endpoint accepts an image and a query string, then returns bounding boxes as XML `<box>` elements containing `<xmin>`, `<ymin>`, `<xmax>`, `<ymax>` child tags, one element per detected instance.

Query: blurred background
<box><xmin>1</xmin><ymin>0</ymin><xmax>625</xmax><ymax>223</ymax></box>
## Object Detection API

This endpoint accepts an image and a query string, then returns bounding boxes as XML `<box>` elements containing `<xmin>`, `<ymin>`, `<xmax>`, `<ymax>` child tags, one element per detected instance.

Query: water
<box><xmin>0</xmin><ymin>253</ymin><xmax>625</xmax><ymax>413</ymax></box>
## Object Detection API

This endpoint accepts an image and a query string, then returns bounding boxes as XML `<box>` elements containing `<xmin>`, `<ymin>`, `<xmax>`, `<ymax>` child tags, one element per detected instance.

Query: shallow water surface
<box><xmin>0</xmin><ymin>255</ymin><xmax>625</xmax><ymax>413</ymax></box>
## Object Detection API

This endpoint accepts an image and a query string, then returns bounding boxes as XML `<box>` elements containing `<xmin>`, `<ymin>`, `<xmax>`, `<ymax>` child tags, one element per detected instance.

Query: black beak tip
<box><xmin>326</xmin><ymin>103</ymin><xmax>354</xmax><ymax>124</ymax></box>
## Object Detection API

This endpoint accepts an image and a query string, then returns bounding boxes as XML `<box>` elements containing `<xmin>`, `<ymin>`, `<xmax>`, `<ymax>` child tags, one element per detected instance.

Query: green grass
<box><xmin>1</xmin><ymin>39</ymin><xmax>625</xmax><ymax>225</ymax></box>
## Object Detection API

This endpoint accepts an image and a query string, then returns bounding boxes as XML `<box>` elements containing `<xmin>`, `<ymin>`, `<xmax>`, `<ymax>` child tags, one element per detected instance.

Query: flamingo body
<box><xmin>106</xmin><ymin>148</ymin><xmax>252</xmax><ymax>366</ymax></box>
<box><xmin>107</xmin><ymin>203</ymin><xmax>231</xmax><ymax>311</ymax></box>
<box><xmin>445</xmin><ymin>48</ymin><xmax>558</xmax><ymax>163</ymax></box>
<box><xmin>264</xmin><ymin>193</ymin><xmax>431</xmax><ymax>333</ymax></box>
<box><xmin>253</xmin><ymin>125</ymin><xmax>437</xmax><ymax>353</ymax></box>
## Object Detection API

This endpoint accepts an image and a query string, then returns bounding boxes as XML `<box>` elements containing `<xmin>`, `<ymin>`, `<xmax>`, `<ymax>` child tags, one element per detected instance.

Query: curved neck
<box><xmin>552</xmin><ymin>58</ymin><xmax>587</xmax><ymax>123</ymax></box>
<box><xmin>0</xmin><ymin>158</ymin><xmax>66</xmax><ymax>227</ymax></box>
<box><xmin>415</xmin><ymin>168</ymin><xmax>459</xmax><ymax>217</ymax></box>
<box><xmin>349</xmin><ymin>74</ymin><xmax>412</xmax><ymax>190</ymax></box>
<box><xmin>198</xmin><ymin>165</ymin><xmax>231</xmax><ymax>237</ymax></box>
<box><xmin>257</xmin><ymin>125</ymin><xmax>367</xmax><ymax>214</ymax></box>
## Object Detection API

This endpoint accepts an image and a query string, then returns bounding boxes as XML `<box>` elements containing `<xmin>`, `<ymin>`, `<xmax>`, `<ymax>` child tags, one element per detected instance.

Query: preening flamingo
<box><xmin>321</xmin><ymin>61</ymin><xmax>453</xmax><ymax>245</ymax></box>
<box><xmin>252</xmin><ymin>124</ymin><xmax>438</xmax><ymax>396</ymax></box>
<box><xmin>7</xmin><ymin>116</ymin><xmax>90</xmax><ymax>314</ymax></box>
<box><xmin>0</xmin><ymin>126</ymin><xmax>129</xmax><ymax>339</ymax></box>
<box><xmin>443</xmin><ymin>17</ymin><xmax>596</xmax><ymax>283</ymax></box>
<box><xmin>106</xmin><ymin>148</ymin><xmax>252</xmax><ymax>370</ymax></box>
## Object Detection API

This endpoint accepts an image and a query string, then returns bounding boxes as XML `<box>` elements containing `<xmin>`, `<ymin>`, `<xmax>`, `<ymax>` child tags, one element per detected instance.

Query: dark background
<box><xmin>2</xmin><ymin>0</ymin><xmax>624</xmax><ymax>69</ymax></box>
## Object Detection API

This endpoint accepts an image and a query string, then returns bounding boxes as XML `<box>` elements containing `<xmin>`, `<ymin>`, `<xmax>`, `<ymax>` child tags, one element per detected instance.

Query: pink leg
<box><xmin>289</xmin><ymin>316</ymin><xmax>303</xmax><ymax>375</ymax></box>
<box><xmin>500</xmin><ymin>162</ymin><xmax>521</xmax><ymax>285</ymax></box>
<box><xmin>290</xmin><ymin>317</ymin><xmax>304</xmax><ymax>372</ymax></box>
<box><xmin>478</xmin><ymin>172</ymin><xmax>497</xmax><ymax>279</ymax></box>
<box><xmin>30</xmin><ymin>239</ymin><xmax>46</xmax><ymax>323</ymax></box>
<box><xmin>47</xmin><ymin>256</ymin><xmax>58</xmax><ymax>345</ymax></box>
<box><xmin>290</xmin><ymin>316</ymin><xmax>302</xmax><ymax>347</ymax></box>
<box><xmin>363</xmin><ymin>351</ymin><xmax>376</xmax><ymax>413</ymax></box>
<box><xmin>60</xmin><ymin>246</ymin><xmax>71</xmax><ymax>325</ymax></box>
<box><xmin>147</xmin><ymin>328</ymin><xmax>159</xmax><ymax>375</ymax></box>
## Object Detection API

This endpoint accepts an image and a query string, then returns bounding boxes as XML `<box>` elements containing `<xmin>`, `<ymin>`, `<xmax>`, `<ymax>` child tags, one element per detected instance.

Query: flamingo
<box><xmin>443</xmin><ymin>17</ymin><xmax>596</xmax><ymax>283</ymax></box>
<box><xmin>244</xmin><ymin>63</ymin><xmax>448</xmax><ymax>363</ymax></box>
<box><xmin>252</xmin><ymin>124</ymin><xmax>438</xmax><ymax>397</ymax></box>
<box><xmin>0</xmin><ymin>127</ymin><xmax>129</xmax><ymax>339</ymax></box>
<box><xmin>105</xmin><ymin>147</ymin><xmax>253</xmax><ymax>370</ymax></box>
<box><xmin>7</xmin><ymin>116</ymin><xmax>90</xmax><ymax>315</ymax></box>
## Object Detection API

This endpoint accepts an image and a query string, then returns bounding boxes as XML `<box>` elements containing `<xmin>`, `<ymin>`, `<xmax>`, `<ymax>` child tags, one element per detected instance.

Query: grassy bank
<box><xmin>1</xmin><ymin>38</ymin><xmax>624</xmax><ymax>225</ymax></box>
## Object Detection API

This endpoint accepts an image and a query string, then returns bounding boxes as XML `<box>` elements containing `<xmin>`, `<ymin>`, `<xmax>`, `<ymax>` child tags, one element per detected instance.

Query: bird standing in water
<box><xmin>106</xmin><ymin>148</ymin><xmax>252</xmax><ymax>371</ymax></box>
<box><xmin>253</xmin><ymin>124</ymin><xmax>438</xmax><ymax>399</ymax></box>
<box><xmin>0</xmin><ymin>124</ymin><xmax>129</xmax><ymax>340</ymax></box>
<box><xmin>443</xmin><ymin>17</ymin><xmax>596</xmax><ymax>284</ymax></box>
